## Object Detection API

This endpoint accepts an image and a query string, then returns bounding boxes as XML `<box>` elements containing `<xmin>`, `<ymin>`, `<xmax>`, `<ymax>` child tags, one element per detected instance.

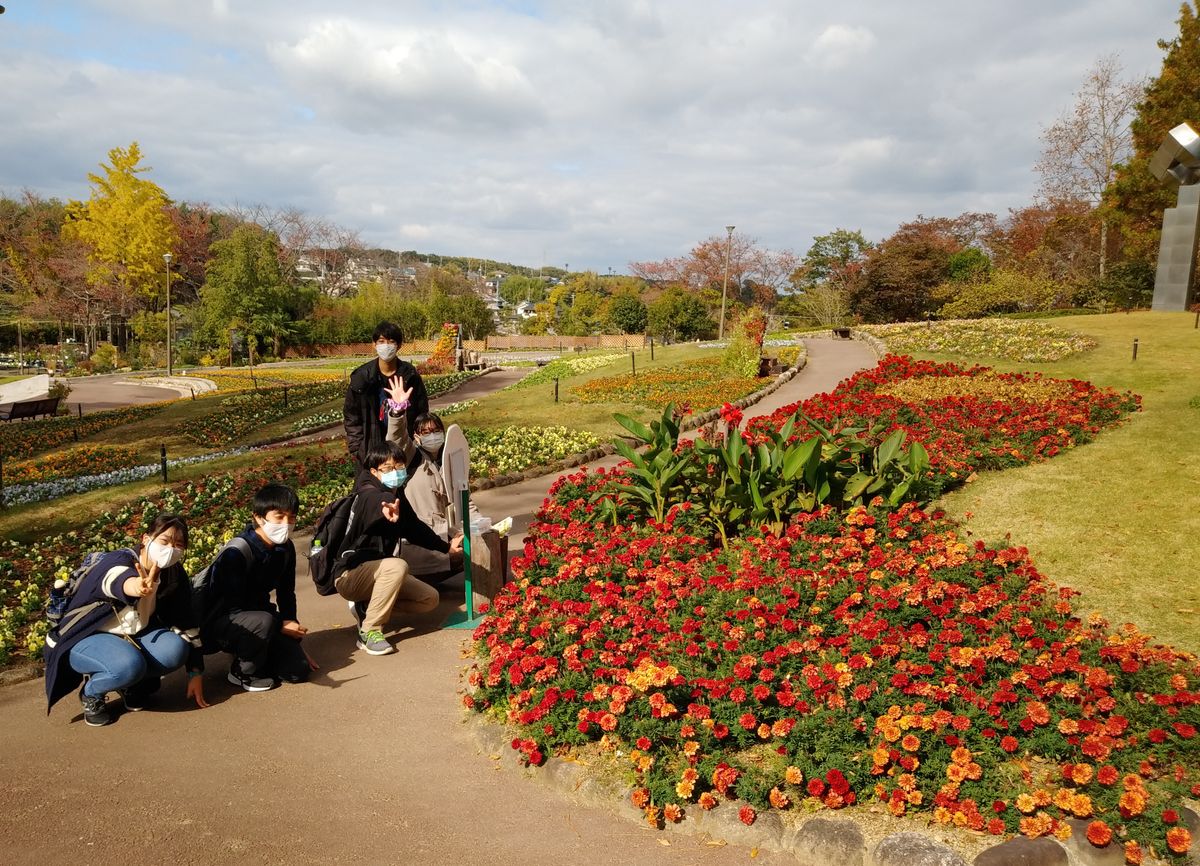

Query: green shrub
<box><xmin>937</xmin><ymin>270</ymin><xmax>1064</xmax><ymax>319</ymax></box>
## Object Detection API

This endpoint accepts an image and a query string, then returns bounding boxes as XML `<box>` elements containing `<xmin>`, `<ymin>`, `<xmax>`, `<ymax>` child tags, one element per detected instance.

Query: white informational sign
<box><xmin>441</xmin><ymin>423</ymin><xmax>470</xmax><ymax>533</ymax></box>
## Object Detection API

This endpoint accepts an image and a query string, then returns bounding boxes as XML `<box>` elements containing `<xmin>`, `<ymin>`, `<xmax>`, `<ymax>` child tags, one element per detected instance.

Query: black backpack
<box><xmin>307</xmin><ymin>494</ymin><xmax>360</xmax><ymax>595</ymax></box>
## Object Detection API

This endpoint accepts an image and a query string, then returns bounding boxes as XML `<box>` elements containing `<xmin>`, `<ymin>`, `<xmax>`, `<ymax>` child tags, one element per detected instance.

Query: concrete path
<box><xmin>0</xmin><ymin>339</ymin><xmax>876</xmax><ymax>866</ymax></box>
<box><xmin>63</xmin><ymin>374</ymin><xmax>180</xmax><ymax>413</ymax></box>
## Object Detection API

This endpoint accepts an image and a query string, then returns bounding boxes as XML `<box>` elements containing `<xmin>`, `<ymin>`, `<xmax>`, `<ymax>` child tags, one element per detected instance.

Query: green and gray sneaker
<box><xmin>356</xmin><ymin>629</ymin><xmax>394</xmax><ymax>656</ymax></box>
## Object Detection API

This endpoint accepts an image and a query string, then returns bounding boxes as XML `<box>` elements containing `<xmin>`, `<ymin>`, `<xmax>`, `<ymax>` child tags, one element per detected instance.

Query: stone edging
<box><xmin>849</xmin><ymin>329</ymin><xmax>888</xmax><ymax>358</ymax></box>
<box><xmin>463</xmin><ymin>712</ymin><xmax>1199</xmax><ymax>866</ymax></box>
<box><xmin>471</xmin><ymin>355</ymin><xmax>810</xmax><ymax>492</ymax></box>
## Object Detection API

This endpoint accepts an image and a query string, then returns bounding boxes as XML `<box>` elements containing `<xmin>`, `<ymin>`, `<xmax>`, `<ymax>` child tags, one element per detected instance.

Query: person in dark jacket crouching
<box><xmin>44</xmin><ymin>513</ymin><xmax>208</xmax><ymax>727</ymax></box>
<box><xmin>343</xmin><ymin>321</ymin><xmax>428</xmax><ymax>470</ymax></box>
<box><xmin>200</xmin><ymin>483</ymin><xmax>312</xmax><ymax>692</ymax></box>
<box><xmin>334</xmin><ymin>440</ymin><xmax>463</xmax><ymax>656</ymax></box>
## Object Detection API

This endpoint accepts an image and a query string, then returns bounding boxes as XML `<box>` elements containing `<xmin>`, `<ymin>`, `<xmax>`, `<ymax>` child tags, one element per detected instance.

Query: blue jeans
<box><xmin>69</xmin><ymin>630</ymin><xmax>188</xmax><ymax>698</ymax></box>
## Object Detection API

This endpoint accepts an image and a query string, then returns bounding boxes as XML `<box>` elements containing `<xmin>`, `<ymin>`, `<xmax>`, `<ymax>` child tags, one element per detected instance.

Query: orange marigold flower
<box><xmin>631</xmin><ymin>788</ymin><xmax>650</xmax><ymax>808</ymax></box>
<box><xmin>663</xmin><ymin>803</ymin><xmax>683</xmax><ymax>823</ymax></box>
<box><xmin>784</xmin><ymin>766</ymin><xmax>804</xmax><ymax>786</ymax></box>
<box><xmin>951</xmin><ymin>746</ymin><xmax>972</xmax><ymax>765</ymax></box>
<box><xmin>1058</xmin><ymin>718</ymin><xmax>1079</xmax><ymax>735</ymax></box>
<box><xmin>1097</xmin><ymin>765</ymin><xmax>1119</xmax><ymax>786</ymax></box>
<box><xmin>946</xmin><ymin>763</ymin><xmax>967</xmax><ymax>783</ymax></box>
<box><xmin>1086</xmin><ymin>820</ymin><xmax>1113</xmax><ymax>847</ymax></box>
<box><xmin>698</xmin><ymin>792</ymin><xmax>717</xmax><ymax>811</ymax></box>
<box><xmin>1123</xmin><ymin>840</ymin><xmax>1143</xmax><ymax>865</ymax></box>
<box><xmin>1166</xmin><ymin>827</ymin><xmax>1192</xmax><ymax>854</ymax></box>
<box><xmin>1118</xmin><ymin>790</ymin><xmax>1145</xmax><ymax>817</ymax></box>
<box><xmin>1071</xmin><ymin>794</ymin><xmax>1094</xmax><ymax>818</ymax></box>
<box><xmin>769</xmin><ymin>787</ymin><xmax>790</xmax><ymax>809</ymax></box>
<box><xmin>901</xmin><ymin>734</ymin><xmax>921</xmax><ymax>751</ymax></box>
<box><xmin>1015</xmin><ymin>793</ymin><xmax>1036</xmax><ymax>814</ymax></box>
<box><xmin>644</xmin><ymin>805</ymin><xmax>660</xmax><ymax>828</ymax></box>
<box><xmin>1026</xmin><ymin>701</ymin><xmax>1051</xmax><ymax>725</ymax></box>
<box><xmin>1072</xmin><ymin>763</ymin><xmax>1094</xmax><ymax>785</ymax></box>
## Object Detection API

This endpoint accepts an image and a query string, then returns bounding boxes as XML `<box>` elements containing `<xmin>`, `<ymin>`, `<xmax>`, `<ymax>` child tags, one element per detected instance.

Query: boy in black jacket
<box><xmin>334</xmin><ymin>441</ymin><xmax>462</xmax><ymax>656</ymax></box>
<box><xmin>343</xmin><ymin>321</ymin><xmax>428</xmax><ymax>469</ymax></box>
<box><xmin>202</xmin><ymin>484</ymin><xmax>311</xmax><ymax>691</ymax></box>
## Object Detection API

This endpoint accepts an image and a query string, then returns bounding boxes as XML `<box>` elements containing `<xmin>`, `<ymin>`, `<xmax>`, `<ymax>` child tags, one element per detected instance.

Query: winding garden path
<box><xmin>0</xmin><ymin>338</ymin><xmax>875</xmax><ymax>866</ymax></box>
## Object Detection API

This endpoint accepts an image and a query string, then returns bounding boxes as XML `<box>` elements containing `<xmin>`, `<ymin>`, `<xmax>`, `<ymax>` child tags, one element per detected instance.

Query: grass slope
<box><xmin>924</xmin><ymin>312</ymin><xmax>1200</xmax><ymax>654</ymax></box>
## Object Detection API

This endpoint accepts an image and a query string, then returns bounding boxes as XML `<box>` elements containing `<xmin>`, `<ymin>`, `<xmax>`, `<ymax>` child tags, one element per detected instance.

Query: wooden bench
<box><xmin>0</xmin><ymin>396</ymin><xmax>61</xmax><ymax>421</ymax></box>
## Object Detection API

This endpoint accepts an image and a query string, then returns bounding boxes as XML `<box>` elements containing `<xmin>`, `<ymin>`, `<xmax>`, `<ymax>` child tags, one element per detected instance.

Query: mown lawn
<box><xmin>915</xmin><ymin>312</ymin><xmax>1200</xmax><ymax>654</ymax></box>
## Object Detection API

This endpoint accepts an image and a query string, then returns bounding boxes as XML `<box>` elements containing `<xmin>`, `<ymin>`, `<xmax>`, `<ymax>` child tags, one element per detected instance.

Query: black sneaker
<box><xmin>227</xmin><ymin>662</ymin><xmax>276</xmax><ymax>692</ymax></box>
<box><xmin>80</xmin><ymin>690</ymin><xmax>113</xmax><ymax>727</ymax></box>
<box><xmin>121</xmin><ymin>677</ymin><xmax>161</xmax><ymax>711</ymax></box>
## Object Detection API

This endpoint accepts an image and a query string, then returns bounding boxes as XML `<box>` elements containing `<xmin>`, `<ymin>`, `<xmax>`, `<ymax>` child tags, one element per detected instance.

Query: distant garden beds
<box><xmin>572</xmin><ymin>358</ymin><xmax>766</xmax><ymax>411</ymax></box>
<box><xmin>850</xmin><ymin>320</ymin><xmax>1097</xmax><ymax>363</ymax></box>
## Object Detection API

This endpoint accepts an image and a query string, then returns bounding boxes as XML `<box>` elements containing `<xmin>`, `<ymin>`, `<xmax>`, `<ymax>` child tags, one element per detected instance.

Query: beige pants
<box><xmin>334</xmin><ymin>557</ymin><xmax>439</xmax><ymax>633</ymax></box>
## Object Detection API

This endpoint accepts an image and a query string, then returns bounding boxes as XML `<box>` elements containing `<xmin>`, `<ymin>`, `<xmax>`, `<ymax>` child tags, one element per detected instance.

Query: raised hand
<box><xmin>381</xmin><ymin>499</ymin><xmax>401</xmax><ymax>523</ymax></box>
<box><xmin>384</xmin><ymin>375</ymin><xmax>413</xmax><ymax>407</ymax></box>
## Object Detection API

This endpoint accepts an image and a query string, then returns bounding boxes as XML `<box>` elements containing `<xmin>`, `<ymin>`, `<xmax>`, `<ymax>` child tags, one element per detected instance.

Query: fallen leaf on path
<box><xmin>656</xmin><ymin>839</ymin><xmax>671</xmax><ymax>847</ymax></box>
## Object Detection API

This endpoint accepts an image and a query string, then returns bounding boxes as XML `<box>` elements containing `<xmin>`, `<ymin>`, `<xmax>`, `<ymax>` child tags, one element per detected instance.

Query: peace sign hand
<box><xmin>130</xmin><ymin>558</ymin><xmax>160</xmax><ymax>598</ymax></box>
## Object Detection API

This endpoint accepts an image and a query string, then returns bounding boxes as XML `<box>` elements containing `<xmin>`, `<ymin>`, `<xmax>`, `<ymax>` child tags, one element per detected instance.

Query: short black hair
<box><xmin>412</xmin><ymin>412</ymin><xmax>445</xmax><ymax>434</ymax></box>
<box><xmin>372</xmin><ymin>321</ymin><xmax>404</xmax><ymax>345</ymax></box>
<box><xmin>364</xmin><ymin>440</ymin><xmax>406</xmax><ymax>470</ymax></box>
<box><xmin>144</xmin><ymin>513</ymin><xmax>189</xmax><ymax>547</ymax></box>
<box><xmin>252</xmin><ymin>483</ymin><xmax>300</xmax><ymax>518</ymax></box>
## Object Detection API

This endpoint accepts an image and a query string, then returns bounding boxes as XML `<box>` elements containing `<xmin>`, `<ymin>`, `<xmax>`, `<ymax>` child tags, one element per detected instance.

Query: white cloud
<box><xmin>0</xmin><ymin>0</ymin><xmax>1186</xmax><ymax>268</ymax></box>
<box><xmin>807</xmin><ymin>24</ymin><xmax>877</xmax><ymax>69</ymax></box>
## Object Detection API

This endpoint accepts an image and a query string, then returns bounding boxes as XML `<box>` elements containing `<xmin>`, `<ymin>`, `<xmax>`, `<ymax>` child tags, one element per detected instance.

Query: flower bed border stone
<box><xmin>463</xmin><ymin>712</ymin><xmax>1200</xmax><ymax>866</ymax></box>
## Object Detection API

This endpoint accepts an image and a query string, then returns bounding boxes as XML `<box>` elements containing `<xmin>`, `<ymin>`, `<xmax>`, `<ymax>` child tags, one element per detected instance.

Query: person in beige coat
<box><xmin>399</xmin><ymin>413</ymin><xmax>480</xmax><ymax>582</ymax></box>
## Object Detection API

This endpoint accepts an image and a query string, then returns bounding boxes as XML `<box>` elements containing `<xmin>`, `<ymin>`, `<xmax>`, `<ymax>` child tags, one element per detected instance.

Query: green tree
<box><xmin>499</xmin><ymin>274</ymin><xmax>547</xmax><ymax>306</ymax></box>
<box><xmin>606</xmin><ymin>293</ymin><xmax>648</xmax><ymax>333</ymax></box>
<box><xmin>199</xmin><ymin>224</ymin><xmax>302</xmax><ymax>356</ymax></box>
<box><xmin>62</xmin><ymin>142</ymin><xmax>179</xmax><ymax>316</ymax></box>
<box><xmin>1104</xmin><ymin>2</ymin><xmax>1200</xmax><ymax>262</ymax></box>
<box><xmin>647</xmin><ymin>287</ymin><xmax>716</xmax><ymax>342</ymax></box>
<box><xmin>786</xmin><ymin>229</ymin><xmax>872</xmax><ymax>327</ymax></box>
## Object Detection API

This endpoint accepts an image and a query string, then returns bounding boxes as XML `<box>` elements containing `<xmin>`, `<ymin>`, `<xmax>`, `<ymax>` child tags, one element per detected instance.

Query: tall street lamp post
<box><xmin>718</xmin><ymin>225</ymin><xmax>735</xmax><ymax>340</ymax></box>
<box><xmin>163</xmin><ymin>252</ymin><xmax>173</xmax><ymax>375</ymax></box>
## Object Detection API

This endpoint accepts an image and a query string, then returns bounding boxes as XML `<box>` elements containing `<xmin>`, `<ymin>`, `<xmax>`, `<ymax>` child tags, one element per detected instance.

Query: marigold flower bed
<box><xmin>466</xmin><ymin>356</ymin><xmax>1196</xmax><ymax>859</ymax></box>
<box><xmin>0</xmin><ymin>404</ymin><xmax>167</xmax><ymax>460</ymax></box>
<box><xmin>573</xmin><ymin>358</ymin><xmax>765</xmax><ymax>411</ymax></box>
<box><xmin>1</xmin><ymin>444</ymin><xmax>140</xmax><ymax>485</ymax></box>
<box><xmin>745</xmin><ymin>356</ymin><xmax>1140</xmax><ymax>479</ymax></box>
<box><xmin>469</xmin><ymin>489</ymin><xmax>1198</xmax><ymax>858</ymax></box>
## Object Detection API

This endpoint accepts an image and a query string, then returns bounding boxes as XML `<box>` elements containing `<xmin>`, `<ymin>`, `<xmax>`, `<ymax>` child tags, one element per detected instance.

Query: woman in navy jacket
<box><xmin>44</xmin><ymin>513</ymin><xmax>208</xmax><ymax>727</ymax></box>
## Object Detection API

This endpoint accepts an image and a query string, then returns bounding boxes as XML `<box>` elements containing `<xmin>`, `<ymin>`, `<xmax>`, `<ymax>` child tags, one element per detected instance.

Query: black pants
<box><xmin>207</xmin><ymin>610</ymin><xmax>309</xmax><ymax>682</ymax></box>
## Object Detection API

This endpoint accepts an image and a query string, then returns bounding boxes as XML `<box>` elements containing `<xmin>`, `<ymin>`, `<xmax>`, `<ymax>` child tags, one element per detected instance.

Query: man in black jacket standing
<box><xmin>343</xmin><ymin>321</ymin><xmax>429</xmax><ymax>469</ymax></box>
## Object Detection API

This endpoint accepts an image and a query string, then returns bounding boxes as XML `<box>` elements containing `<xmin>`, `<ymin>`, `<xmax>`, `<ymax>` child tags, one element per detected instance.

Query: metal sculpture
<box><xmin>1150</xmin><ymin>122</ymin><xmax>1200</xmax><ymax>310</ymax></box>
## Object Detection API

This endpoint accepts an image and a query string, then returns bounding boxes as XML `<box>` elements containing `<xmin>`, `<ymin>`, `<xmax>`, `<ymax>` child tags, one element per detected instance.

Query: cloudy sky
<box><xmin>0</xmin><ymin>1</ymin><xmax>1185</xmax><ymax>271</ymax></box>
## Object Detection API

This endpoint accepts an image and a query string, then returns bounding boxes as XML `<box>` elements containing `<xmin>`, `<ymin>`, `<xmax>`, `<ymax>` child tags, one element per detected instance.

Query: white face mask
<box><xmin>261</xmin><ymin>520</ymin><xmax>291</xmax><ymax>545</ymax></box>
<box><xmin>148</xmin><ymin>540</ymin><xmax>184</xmax><ymax>569</ymax></box>
<box><xmin>375</xmin><ymin>343</ymin><xmax>398</xmax><ymax>361</ymax></box>
<box><xmin>418</xmin><ymin>432</ymin><xmax>445</xmax><ymax>453</ymax></box>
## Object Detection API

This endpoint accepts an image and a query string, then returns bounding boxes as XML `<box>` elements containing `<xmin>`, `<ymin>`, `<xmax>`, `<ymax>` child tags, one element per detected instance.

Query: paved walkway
<box><xmin>0</xmin><ymin>339</ymin><xmax>876</xmax><ymax>866</ymax></box>
<box><xmin>63</xmin><ymin>374</ymin><xmax>181</xmax><ymax>413</ymax></box>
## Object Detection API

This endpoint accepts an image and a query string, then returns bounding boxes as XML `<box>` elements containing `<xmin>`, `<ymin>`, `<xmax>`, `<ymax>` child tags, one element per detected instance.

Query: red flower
<box><xmin>1000</xmin><ymin>736</ymin><xmax>1019</xmax><ymax>753</ymax></box>
<box><xmin>1085</xmin><ymin>820</ymin><xmax>1112</xmax><ymax>847</ymax></box>
<box><xmin>807</xmin><ymin>779</ymin><xmax>825</xmax><ymax>798</ymax></box>
<box><xmin>739</xmin><ymin>805</ymin><xmax>756</xmax><ymax>826</ymax></box>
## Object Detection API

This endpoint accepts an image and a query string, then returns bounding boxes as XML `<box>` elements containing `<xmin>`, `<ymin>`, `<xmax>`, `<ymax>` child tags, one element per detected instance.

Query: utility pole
<box><xmin>719</xmin><ymin>225</ymin><xmax>735</xmax><ymax>340</ymax></box>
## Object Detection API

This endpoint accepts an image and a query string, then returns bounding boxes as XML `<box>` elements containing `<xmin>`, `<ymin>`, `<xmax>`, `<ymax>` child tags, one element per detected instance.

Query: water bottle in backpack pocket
<box><xmin>308</xmin><ymin>493</ymin><xmax>359</xmax><ymax>595</ymax></box>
